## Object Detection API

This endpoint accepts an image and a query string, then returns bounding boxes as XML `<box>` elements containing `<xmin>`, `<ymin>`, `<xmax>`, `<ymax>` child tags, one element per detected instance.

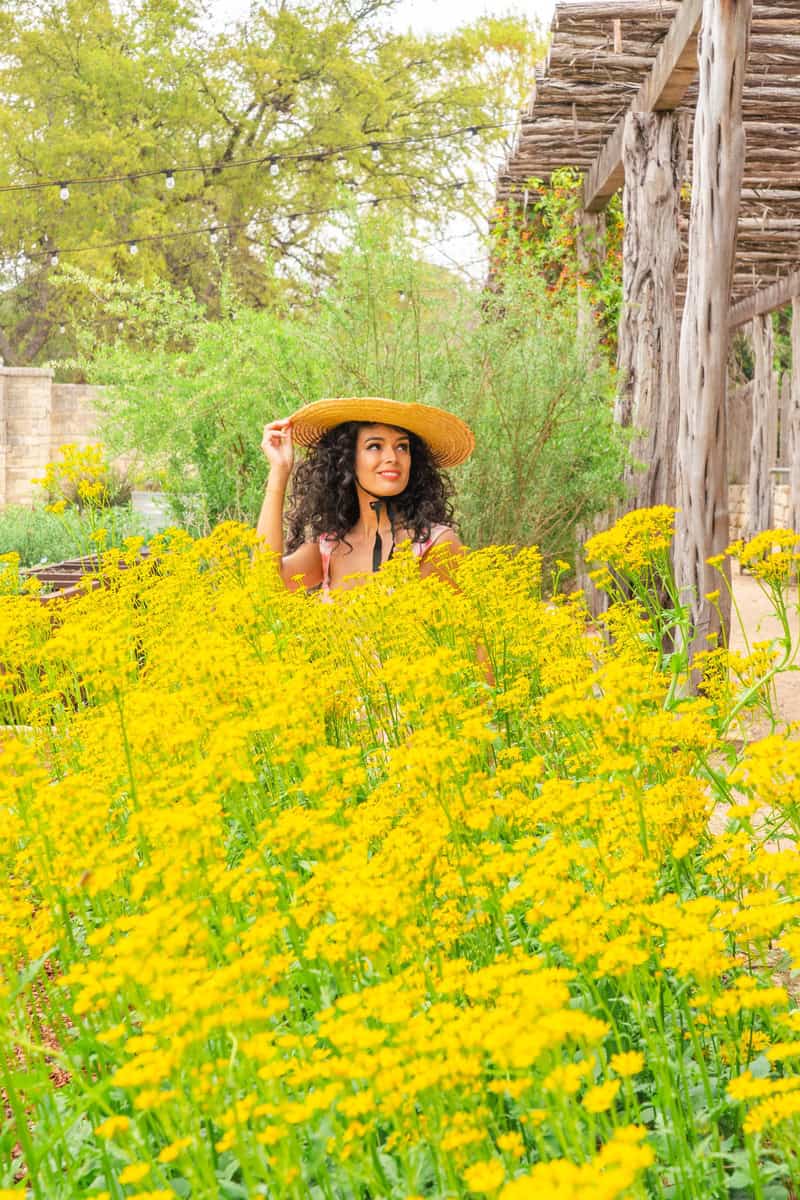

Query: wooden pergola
<box><xmin>497</xmin><ymin>0</ymin><xmax>800</xmax><ymax>647</ymax></box>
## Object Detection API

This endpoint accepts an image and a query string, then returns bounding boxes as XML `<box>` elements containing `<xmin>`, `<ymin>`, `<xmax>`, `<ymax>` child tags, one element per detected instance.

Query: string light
<box><xmin>269</xmin><ymin>159</ymin><xmax>279</xmax><ymax>177</ymax></box>
<box><xmin>30</xmin><ymin>176</ymin><xmax>497</xmax><ymax>264</ymax></box>
<box><xmin>164</xmin><ymin>170</ymin><xmax>175</xmax><ymax>190</ymax></box>
<box><xmin>50</xmin><ymin>251</ymin><xmax>59</xmax><ymax>266</ymax></box>
<box><xmin>370</xmin><ymin>143</ymin><xmax>380</xmax><ymax>162</ymax></box>
<box><xmin>0</xmin><ymin>121</ymin><xmax>515</xmax><ymax>198</ymax></box>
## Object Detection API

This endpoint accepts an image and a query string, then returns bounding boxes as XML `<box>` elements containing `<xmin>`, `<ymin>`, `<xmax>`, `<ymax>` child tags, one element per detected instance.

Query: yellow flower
<box><xmin>463</xmin><ymin>1159</ymin><xmax>505</xmax><ymax>1194</ymax></box>
<box><xmin>95</xmin><ymin>1115</ymin><xmax>131</xmax><ymax>1139</ymax></box>
<box><xmin>609</xmin><ymin>1051</ymin><xmax>644</xmax><ymax>1078</ymax></box>
<box><xmin>118</xmin><ymin>1163</ymin><xmax>151</xmax><ymax>1184</ymax></box>
<box><xmin>582</xmin><ymin>1078</ymin><xmax>621</xmax><ymax>1113</ymax></box>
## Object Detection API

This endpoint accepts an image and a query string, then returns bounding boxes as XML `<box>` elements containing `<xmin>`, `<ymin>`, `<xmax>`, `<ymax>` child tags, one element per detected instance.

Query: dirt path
<box><xmin>730</xmin><ymin>567</ymin><xmax>800</xmax><ymax>725</ymax></box>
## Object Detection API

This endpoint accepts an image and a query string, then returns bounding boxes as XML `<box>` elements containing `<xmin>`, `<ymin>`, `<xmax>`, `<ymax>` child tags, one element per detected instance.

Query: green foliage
<box><xmin>491</xmin><ymin>167</ymin><xmax>624</xmax><ymax>356</ymax></box>
<box><xmin>82</xmin><ymin>224</ymin><xmax>627</xmax><ymax>564</ymax></box>
<box><xmin>0</xmin><ymin>0</ymin><xmax>542</xmax><ymax>364</ymax></box>
<box><xmin>0</xmin><ymin>503</ymin><xmax>146</xmax><ymax>567</ymax></box>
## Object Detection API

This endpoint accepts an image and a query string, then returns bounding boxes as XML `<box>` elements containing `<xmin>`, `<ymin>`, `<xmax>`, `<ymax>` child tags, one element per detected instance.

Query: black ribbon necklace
<box><xmin>367</xmin><ymin>497</ymin><xmax>396</xmax><ymax>573</ymax></box>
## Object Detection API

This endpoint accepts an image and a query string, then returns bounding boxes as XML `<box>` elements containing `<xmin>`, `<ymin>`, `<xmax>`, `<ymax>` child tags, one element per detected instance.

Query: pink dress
<box><xmin>318</xmin><ymin>524</ymin><xmax>451</xmax><ymax>599</ymax></box>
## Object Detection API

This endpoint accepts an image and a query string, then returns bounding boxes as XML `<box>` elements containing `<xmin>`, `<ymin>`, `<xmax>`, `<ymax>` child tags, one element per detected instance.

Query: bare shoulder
<box><xmin>419</xmin><ymin>526</ymin><xmax>465</xmax><ymax>582</ymax></box>
<box><xmin>280</xmin><ymin>538</ymin><xmax>323</xmax><ymax>590</ymax></box>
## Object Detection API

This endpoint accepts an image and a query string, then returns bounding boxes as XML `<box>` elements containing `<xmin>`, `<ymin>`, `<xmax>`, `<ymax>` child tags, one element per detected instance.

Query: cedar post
<box><xmin>746</xmin><ymin>313</ymin><xmax>774</xmax><ymax>538</ymax></box>
<box><xmin>576</xmin><ymin>210</ymin><xmax>606</xmax><ymax>347</ymax></box>
<box><xmin>790</xmin><ymin>298</ymin><xmax>800</xmax><ymax>533</ymax></box>
<box><xmin>616</xmin><ymin>111</ymin><xmax>689</xmax><ymax>507</ymax></box>
<box><xmin>675</xmin><ymin>0</ymin><xmax>752</xmax><ymax>656</ymax></box>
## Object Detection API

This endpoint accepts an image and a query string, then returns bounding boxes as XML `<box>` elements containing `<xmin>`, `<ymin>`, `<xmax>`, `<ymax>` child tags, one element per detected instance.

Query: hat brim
<box><xmin>288</xmin><ymin>397</ymin><xmax>474</xmax><ymax>467</ymax></box>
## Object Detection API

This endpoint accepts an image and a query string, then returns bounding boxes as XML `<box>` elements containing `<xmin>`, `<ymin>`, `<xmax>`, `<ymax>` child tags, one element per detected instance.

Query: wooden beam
<box><xmin>729</xmin><ymin>268</ymin><xmax>800</xmax><ymax>329</ymax></box>
<box><xmin>583</xmin><ymin>0</ymin><xmax>703</xmax><ymax>211</ymax></box>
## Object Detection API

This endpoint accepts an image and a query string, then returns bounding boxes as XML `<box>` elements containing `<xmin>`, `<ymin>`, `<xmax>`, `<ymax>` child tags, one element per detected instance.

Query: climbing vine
<box><xmin>490</xmin><ymin>166</ymin><xmax>624</xmax><ymax>356</ymax></box>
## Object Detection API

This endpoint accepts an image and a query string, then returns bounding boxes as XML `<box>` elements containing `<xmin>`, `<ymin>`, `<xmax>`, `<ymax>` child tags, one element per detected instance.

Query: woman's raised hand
<box><xmin>261</xmin><ymin>418</ymin><xmax>294</xmax><ymax>476</ymax></box>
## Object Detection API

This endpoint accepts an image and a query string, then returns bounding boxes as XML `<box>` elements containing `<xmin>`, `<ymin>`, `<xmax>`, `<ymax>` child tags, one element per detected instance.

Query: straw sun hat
<box><xmin>288</xmin><ymin>397</ymin><xmax>475</xmax><ymax>468</ymax></box>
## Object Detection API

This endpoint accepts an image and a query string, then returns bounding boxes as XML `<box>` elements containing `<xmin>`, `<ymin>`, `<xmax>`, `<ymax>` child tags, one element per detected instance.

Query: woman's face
<box><xmin>354</xmin><ymin>424</ymin><xmax>412</xmax><ymax>497</ymax></box>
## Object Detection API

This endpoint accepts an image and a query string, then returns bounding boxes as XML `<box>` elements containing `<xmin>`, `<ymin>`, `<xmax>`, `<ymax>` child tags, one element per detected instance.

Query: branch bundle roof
<box><xmin>497</xmin><ymin>0</ymin><xmax>800</xmax><ymax>304</ymax></box>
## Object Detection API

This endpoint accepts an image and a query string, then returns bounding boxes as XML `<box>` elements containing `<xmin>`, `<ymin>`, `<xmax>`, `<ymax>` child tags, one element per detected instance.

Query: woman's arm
<box><xmin>419</xmin><ymin>528</ymin><xmax>465</xmax><ymax>586</ymax></box>
<box><xmin>255</xmin><ymin>420</ymin><xmax>322</xmax><ymax>591</ymax></box>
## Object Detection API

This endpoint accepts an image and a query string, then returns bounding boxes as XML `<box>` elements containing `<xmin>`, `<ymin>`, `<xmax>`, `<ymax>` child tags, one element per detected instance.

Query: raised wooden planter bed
<box><xmin>21</xmin><ymin>549</ymin><xmax>151</xmax><ymax>603</ymax></box>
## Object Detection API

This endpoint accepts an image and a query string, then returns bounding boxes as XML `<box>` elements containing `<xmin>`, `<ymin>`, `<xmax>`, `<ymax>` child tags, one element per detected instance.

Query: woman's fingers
<box><xmin>261</xmin><ymin>420</ymin><xmax>294</xmax><ymax>463</ymax></box>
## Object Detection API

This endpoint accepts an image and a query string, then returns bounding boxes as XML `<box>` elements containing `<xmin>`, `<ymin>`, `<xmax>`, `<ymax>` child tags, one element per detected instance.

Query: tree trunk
<box><xmin>616</xmin><ymin>111</ymin><xmax>689</xmax><ymax>509</ymax></box>
<box><xmin>747</xmin><ymin>313</ymin><xmax>774</xmax><ymax>538</ymax></box>
<box><xmin>675</xmin><ymin>0</ymin><xmax>752</xmax><ymax>658</ymax></box>
<box><xmin>790</xmin><ymin>297</ymin><xmax>800</xmax><ymax>533</ymax></box>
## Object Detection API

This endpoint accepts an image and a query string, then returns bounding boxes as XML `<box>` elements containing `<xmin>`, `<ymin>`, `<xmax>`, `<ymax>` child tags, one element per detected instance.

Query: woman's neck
<box><xmin>353</xmin><ymin>485</ymin><xmax>395</xmax><ymax>536</ymax></box>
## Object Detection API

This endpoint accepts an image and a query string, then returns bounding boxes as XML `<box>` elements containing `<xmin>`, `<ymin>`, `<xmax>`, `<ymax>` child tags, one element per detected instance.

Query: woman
<box><xmin>256</xmin><ymin>397</ymin><xmax>474</xmax><ymax>595</ymax></box>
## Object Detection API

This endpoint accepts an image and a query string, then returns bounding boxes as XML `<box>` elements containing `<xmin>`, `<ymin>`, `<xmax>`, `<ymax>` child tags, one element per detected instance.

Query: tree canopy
<box><xmin>0</xmin><ymin>0</ymin><xmax>541</xmax><ymax>363</ymax></box>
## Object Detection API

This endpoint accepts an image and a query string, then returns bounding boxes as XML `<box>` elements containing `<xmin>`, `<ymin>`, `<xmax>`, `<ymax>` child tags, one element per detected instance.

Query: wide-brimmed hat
<box><xmin>288</xmin><ymin>397</ymin><xmax>474</xmax><ymax>467</ymax></box>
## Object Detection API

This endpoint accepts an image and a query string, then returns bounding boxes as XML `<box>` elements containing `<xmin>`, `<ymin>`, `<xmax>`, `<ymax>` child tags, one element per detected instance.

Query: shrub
<box><xmin>81</xmin><ymin>224</ymin><xmax>627</xmax><ymax>564</ymax></box>
<box><xmin>0</xmin><ymin>502</ymin><xmax>147</xmax><ymax>567</ymax></box>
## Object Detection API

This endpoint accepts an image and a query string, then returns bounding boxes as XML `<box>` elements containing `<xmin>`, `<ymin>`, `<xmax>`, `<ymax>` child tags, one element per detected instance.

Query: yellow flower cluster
<box><xmin>34</xmin><ymin>441</ymin><xmax>111</xmax><ymax>510</ymax></box>
<box><xmin>584</xmin><ymin>505</ymin><xmax>676</xmax><ymax>573</ymax></box>
<box><xmin>0</xmin><ymin>511</ymin><xmax>799</xmax><ymax>1196</ymax></box>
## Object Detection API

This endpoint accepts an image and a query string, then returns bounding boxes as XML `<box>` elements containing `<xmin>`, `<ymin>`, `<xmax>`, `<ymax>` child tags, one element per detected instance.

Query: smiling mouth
<box><xmin>379</xmin><ymin>471</ymin><xmax>401</xmax><ymax>479</ymax></box>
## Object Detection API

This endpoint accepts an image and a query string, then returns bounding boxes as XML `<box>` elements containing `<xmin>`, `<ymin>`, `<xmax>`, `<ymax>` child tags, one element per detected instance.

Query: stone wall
<box><xmin>0</xmin><ymin>368</ymin><xmax>106</xmax><ymax>508</ymax></box>
<box><xmin>729</xmin><ymin>480</ymin><xmax>791</xmax><ymax>543</ymax></box>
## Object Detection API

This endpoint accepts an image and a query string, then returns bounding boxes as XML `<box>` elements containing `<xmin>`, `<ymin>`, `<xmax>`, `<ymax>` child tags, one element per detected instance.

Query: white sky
<box><xmin>209</xmin><ymin>0</ymin><xmax>555</xmax><ymax>277</ymax></box>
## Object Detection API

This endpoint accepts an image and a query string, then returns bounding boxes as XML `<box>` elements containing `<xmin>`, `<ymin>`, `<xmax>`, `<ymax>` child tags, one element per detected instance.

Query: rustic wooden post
<box><xmin>616</xmin><ymin>110</ymin><xmax>689</xmax><ymax>507</ymax></box>
<box><xmin>727</xmin><ymin>378</ymin><xmax>753</xmax><ymax>484</ymax></box>
<box><xmin>747</xmin><ymin>313</ymin><xmax>774</xmax><ymax>538</ymax></box>
<box><xmin>576</xmin><ymin>210</ymin><xmax>606</xmax><ymax>347</ymax></box>
<box><xmin>790</xmin><ymin>297</ymin><xmax>800</xmax><ymax>534</ymax></box>
<box><xmin>675</xmin><ymin>0</ymin><xmax>752</xmax><ymax>656</ymax></box>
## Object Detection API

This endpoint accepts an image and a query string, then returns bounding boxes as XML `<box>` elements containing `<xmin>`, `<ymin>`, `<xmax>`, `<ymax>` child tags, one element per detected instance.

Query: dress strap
<box><xmin>319</xmin><ymin>534</ymin><xmax>337</xmax><ymax>589</ymax></box>
<box><xmin>413</xmin><ymin>523</ymin><xmax>451</xmax><ymax>558</ymax></box>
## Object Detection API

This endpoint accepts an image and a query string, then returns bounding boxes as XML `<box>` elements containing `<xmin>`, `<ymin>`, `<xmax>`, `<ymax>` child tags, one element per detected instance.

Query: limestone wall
<box><xmin>0</xmin><ymin>368</ymin><xmax>106</xmax><ymax>507</ymax></box>
<box><xmin>729</xmin><ymin>480</ymin><xmax>791</xmax><ymax>543</ymax></box>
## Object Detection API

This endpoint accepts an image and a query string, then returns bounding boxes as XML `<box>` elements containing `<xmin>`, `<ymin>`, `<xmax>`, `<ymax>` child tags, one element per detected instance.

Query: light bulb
<box><xmin>59</xmin><ymin>182</ymin><xmax>70</xmax><ymax>201</ymax></box>
<box><xmin>467</xmin><ymin>125</ymin><xmax>479</xmax><ymax>138</ymax></box>
<box><xmin>128</xmin><ymin>241</ymin><xmax>138</xmax><ymax>255</ymax></box>
<box><xmin>370</xmin><ymin>143</ymin><xmax>380</xmax><ymax>162</ymax></box>
<box><xmin>165</xmin><ymin>170</ymin><xmax>175</xmax><ymax>189</ymax></box>
<box><xmin>209</xmin><ymin>226</ymin><xmax>218</xmax><ymax>244</ymax></box>
<box><xmin>50</xmin><ymin>251</ymin><xmax>59</xmax><ymax>266</ymax></box>
<box><xmin>117</xmin><ymin>320</ymin><xmax>124</xmax><ymax>332</ymax></box>
<box><xmin>269</xmin><ymin>159</ymin><xmax>279</xmax><ymax>177</ymax></box>
<box><xmin>59</xmin><ymin>324</ymin><xmax>66</xmax><ymax>335</ymax></box>
<box><xmin>398</xmin><ymin>290</ymin><xmax>406</xmax><ymax>302</ymax></box>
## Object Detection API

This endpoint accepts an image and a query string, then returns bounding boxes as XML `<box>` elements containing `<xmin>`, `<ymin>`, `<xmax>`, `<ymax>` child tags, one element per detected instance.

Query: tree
<box><xmin>0</xmin><ymin>0</ymin><xmax>541</xmax><ymax>363</ymax></box>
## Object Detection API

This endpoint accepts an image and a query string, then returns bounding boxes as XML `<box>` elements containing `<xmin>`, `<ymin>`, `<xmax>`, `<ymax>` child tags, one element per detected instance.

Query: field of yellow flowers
<box><xmin>1</xmin><ymin>509</ymin><xmax>800</xmax><ymax>1199</ymax></box>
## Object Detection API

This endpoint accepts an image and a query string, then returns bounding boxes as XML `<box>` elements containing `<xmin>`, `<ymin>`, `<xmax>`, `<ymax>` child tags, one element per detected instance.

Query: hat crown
<box><xmin>288</xmin><ymin>397</ymin><xmax>474</xmax><ymax>467</ymax></box>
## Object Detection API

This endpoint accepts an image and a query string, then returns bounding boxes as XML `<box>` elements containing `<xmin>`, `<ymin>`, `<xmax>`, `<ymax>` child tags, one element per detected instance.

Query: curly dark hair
<box><xmin>285</xmin><ymin>421</ymin><xmax>455</xmax><ymax>552</ymax></box>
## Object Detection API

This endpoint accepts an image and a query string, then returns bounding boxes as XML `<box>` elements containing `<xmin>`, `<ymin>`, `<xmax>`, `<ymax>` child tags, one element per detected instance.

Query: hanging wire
<box><xmin>23</xmin><ymin>176</ymin><xmax>499</xmax><ymax>263</ymax></box>
<box><xmin>0</xmin><ymin>120</ymin><xmax>516</xmax><ymax>198</ymax></box>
